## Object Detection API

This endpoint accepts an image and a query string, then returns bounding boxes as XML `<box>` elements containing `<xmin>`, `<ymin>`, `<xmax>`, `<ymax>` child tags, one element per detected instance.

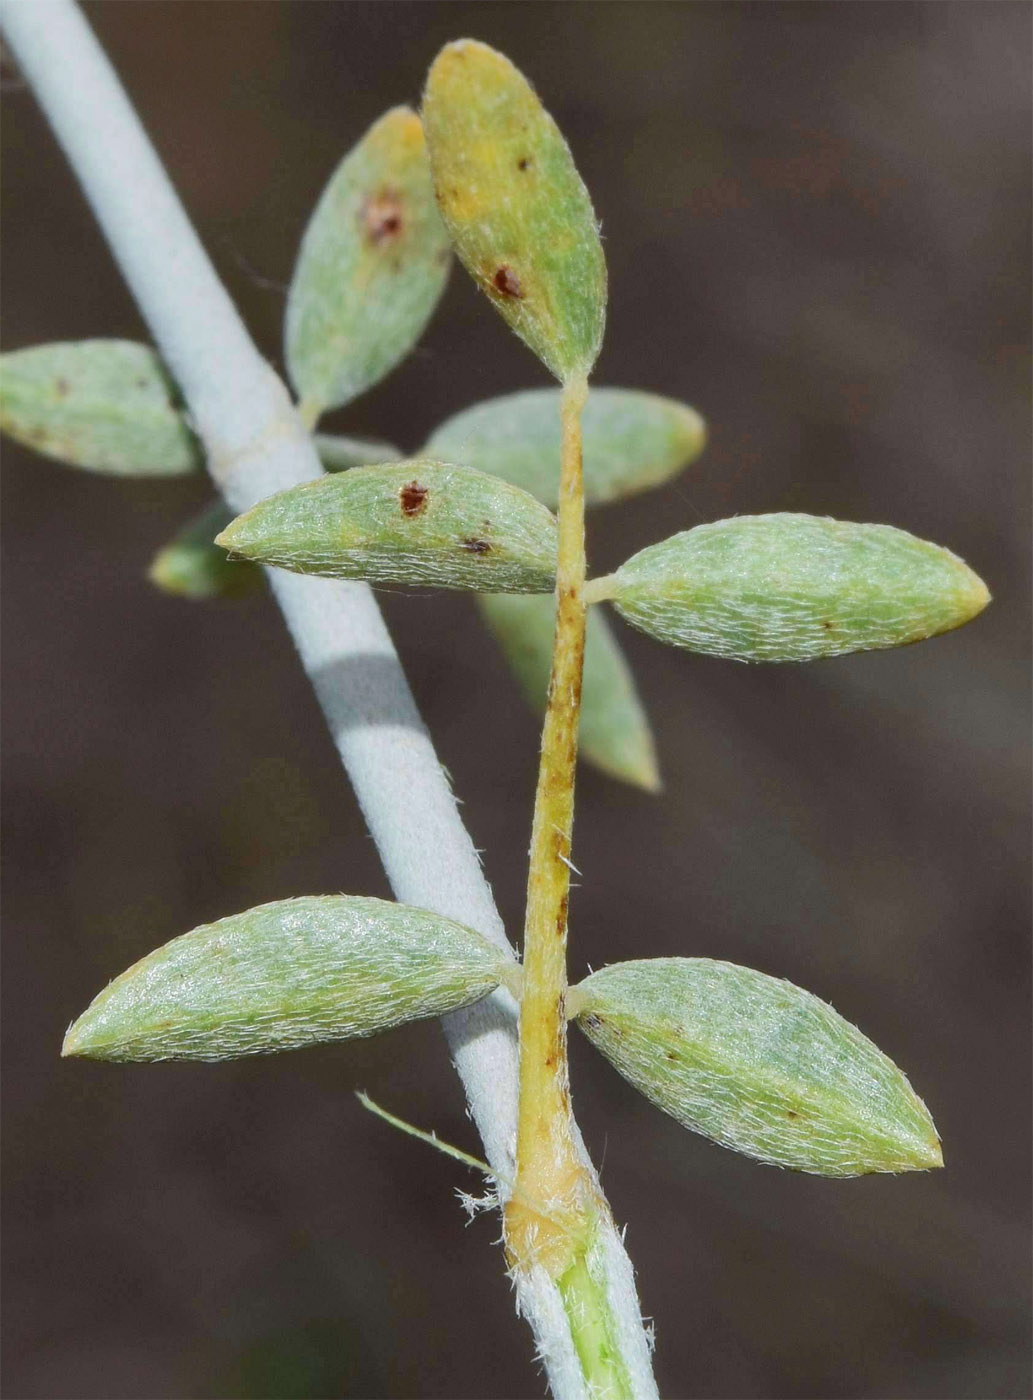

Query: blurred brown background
<box><xmin>3</xmin><ymin>4</ymin><xmax>1030</xmax><ymax>1397</ymax></box>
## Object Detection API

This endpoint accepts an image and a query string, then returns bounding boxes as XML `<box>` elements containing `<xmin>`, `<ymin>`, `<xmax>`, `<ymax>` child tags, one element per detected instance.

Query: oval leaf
<box><xmin>608</xmin><ymin>513</ymin><xmax>990</xmax><ymax>662</ymax></box>
<box><xmin>424</xmin><ymin>387</ymin><xmax>706</xmax><ymax>509</ymax></box>
<box><xmin>149</xmin><ymin>501</ymin><xmax>261</xmax><ymax>601</ymax></box>
<box><xmin>63</xmin><ymin>896</ymin><xmax>512</xmax><ymax>1061</ymax></box>
<box><xmin>217</xmin><ymin>460</ymin><xmax>558</xmax><ymax>593</ymax></box>
<box><xmin>285</xmin><ymin>107</ymin><xmax>451</xmax><ymax>418</ymax></box>
<box><xmin>573</xmin><ymin>958</ymin><xmax>942</xmax><ymax>1176</ymax></box>
<box><xmin>0</xmin><ymin>340</ymin><xmax>201</xmax><ymax>476</ymax></box>
<box><xmin>423</xmin><ymin>40</ymin><xmax>606</xmax><ymax>382</ymax></box>
<box><xmin>478</xmin><ymin>593</ymin><xmax>660</xmax><ymax>791</ymax></box>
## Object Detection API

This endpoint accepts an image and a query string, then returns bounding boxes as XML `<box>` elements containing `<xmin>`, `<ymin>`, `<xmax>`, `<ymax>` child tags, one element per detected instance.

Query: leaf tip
<box><xmin>213</xmin><ymin>521</ymin><xmax>244</xmax><ymax>556</ymax></box>
<box><xmin>961</xmin><ymin>568</ymin><xmax>992</xmax><ymax>624</ymax></box>
<box><xmin>61</xmin><ymin>1011</ymin><xmax>101</xmax><ymax>1060</ymax></box>
<box><xmin>901</xmin><ymin>1103</ymin><xmax>944</xmax><ymax>1173</ymax></box>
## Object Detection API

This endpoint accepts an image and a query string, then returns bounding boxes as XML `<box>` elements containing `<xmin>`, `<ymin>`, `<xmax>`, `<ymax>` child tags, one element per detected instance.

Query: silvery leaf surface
<box><xmin>217</xmin><ymin>460</ymin><xmax>558</xmax><ymax>594</ymax></box>
<box><xmin>610</xmin><ymin>513</ymin><xmax>989</xmax><ymax>662</ymax></box>
<box><xmin>573</xmin><ymin>957</ymin><xmax>942</xmax><ymax>1177</ymax></box>
<box><xmin>64</xmin><ymin>896</ymin><xmax>511</xmax><ymax>1062</ymax></box>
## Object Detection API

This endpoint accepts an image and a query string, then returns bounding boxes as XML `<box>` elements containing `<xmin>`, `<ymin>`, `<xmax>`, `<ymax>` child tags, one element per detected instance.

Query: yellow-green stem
<box><xmin>506</xmin><ymin>375</ymin><xmax>600</xmax><ymax>1277</ymax></box>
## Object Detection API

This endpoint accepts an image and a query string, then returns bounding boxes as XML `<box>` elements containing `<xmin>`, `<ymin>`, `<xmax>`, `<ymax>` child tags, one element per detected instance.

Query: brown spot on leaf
<box><xmin>582</xmin><ymin>1013</ymin><xmax>602</xmax><ymax>1030</ymax></box>
<box><xmin>786</xmin><ymin>1109</ymin><xmax>800</xmax><ymax>1120</ymax></box>
<box><xmin>461</xmin><ymin>537</ymin><xmax>491</xmax><ymax>554</ymax></box>
<box><xmin>492</xmin><ymin>265</ymin><xmax>524</xmax><ymax>299</ymax></box>
<box><xmin>362</xmin><ymin>188</ymin><xmax>404</xmax><ymax>245</ymax></box>
<box><xmin>821</xmin><ymin>620</ymin><xmax>833</xmax><ymax>630</ymax></box>
<box><xmin>399</xmin><ymin>481</ymin><xmax>428</xmax><ymax>517</ymax></box>
<box><xmin>55</xmin><ymin>378</ymin><xmax>70</xmax><ymax>397</ymax></box>
<box><xmin>517</xmin><ymin>156</ymin><xmax>531</xmax><ymax>171</ymax></box>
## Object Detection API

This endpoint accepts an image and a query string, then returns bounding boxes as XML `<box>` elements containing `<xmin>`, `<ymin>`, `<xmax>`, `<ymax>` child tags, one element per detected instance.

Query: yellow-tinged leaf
<box><xmin>423</xmin><ymin>40</ymin><xmax>606</xmax><ymax>382</ymax></box>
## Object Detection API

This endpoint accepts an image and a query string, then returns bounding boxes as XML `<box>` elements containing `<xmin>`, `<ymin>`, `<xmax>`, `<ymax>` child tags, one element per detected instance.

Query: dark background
<box><xmin>3</xmin><ymin>4</ymin><xmax>1030</xmax><ymax>1398</ymax></box>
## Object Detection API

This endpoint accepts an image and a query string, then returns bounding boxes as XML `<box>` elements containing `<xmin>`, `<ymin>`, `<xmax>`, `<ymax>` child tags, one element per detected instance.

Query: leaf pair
<box><xmin>219</xmin><ymin>465</ymin><xmax>989</xmax><ymax>663</ymax></box>
<box><xmin>64</xmin><ymin>896</ymin><xmax>939</xmax><ymax>1178</ymax></box>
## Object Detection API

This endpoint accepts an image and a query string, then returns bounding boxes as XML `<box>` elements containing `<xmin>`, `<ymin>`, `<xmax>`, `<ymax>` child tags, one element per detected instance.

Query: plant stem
<box><xmin>505</xmin><ymin>380</ymin><xmax>596</xmax><ymax>1223</ymax></box>
<box><xmin>1</xmin><ymin>4</ymin><xmax>658</xmax><ymax>1394</ymax></box>
<box><xmin>506</xmin><ymin>380</ymin><xmax>635</xmax><ymax>1399</ymax></box>
<box><xmin>509</xmin><ymin>375</ymin><xmax>594</xmax><ymax>1270</ymax></box>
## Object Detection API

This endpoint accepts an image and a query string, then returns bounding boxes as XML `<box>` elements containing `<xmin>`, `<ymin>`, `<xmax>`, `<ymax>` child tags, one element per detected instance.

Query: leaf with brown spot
<box><xmin>285</xmin><ymin>107</ymin><xmax>451</xmax><ymax>418</ymax></box>
<box><xmin>216</xmin><ymin>459</ymin><xmax>558</xmax><ymax>594</ymax></box>
<box><xmin>423</xmin><ymin>40</ymin><xmax>606</xmax><ymax>382</ymax></box>
<box><xmin>0</xmin><ymin>340</ymin><xmax>201</xmax><ymax>476</ymax></box>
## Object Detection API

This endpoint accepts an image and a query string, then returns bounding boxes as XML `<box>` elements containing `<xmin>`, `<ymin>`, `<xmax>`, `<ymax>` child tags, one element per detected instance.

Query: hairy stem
<box><xmin>506</xmin><ymin>382</ymin><xmax>634</xmax><ymax>1398</ymax></box>
<box><xmin>509</xmin><ymin>376</ymin><xmax>593</xmax><ymax>1267</ymax></box>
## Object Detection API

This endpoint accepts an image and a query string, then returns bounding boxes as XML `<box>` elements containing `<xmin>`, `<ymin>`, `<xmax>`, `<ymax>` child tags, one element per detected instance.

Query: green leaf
<box><xmin>284</xmin><ymin>107</ymin><xmax>451</xmax><ymax>418</ymax></box>
<box><xmin>63</xmin><ymin>895</ymin><xmax>512</xmax><ymax>1062</ymax></box>
<box><xmin>477</xmin><ymin>593</ymin><xmax>660</xmax><ymax>791</ymax></box>
<box><xmin>606</xmin><ymin>513</ymin><xmax>990</xmax><ymax>663</ymax></box>
<box><xmin>572</xmin><ymin>958</ymin><xmax>942</xmax><ymax>1176</ymax></box>
<box><xmin>0</xmin><ymin>340</ymin><xmax>202</xmax><ymax>476</ymax></box>
<box><xmin>314</xmin><ymin>432</ymin><xmax>403</xmax><ymax>471</ymax></box>
<box><xmin>148</xmin><ymin>501</ymin><xmax>262</xmax><ymax>600</ymax></box>
<box><xmin>423</xmin><ymin>40</ymin><xmax>606</xmax><ymax>382</ymax></box>
<box><xmin>424</xmin><ymin>387</ymin><xmax>706</xmax><ymax>510</ymax></box>
<box><xmin>148</xmin><ymin>432</ymin><xmax>404</xmax><ymax>603</ymax></box>
<box><xmin>217</xmin><ymin>460</ymin><xmax>558</xmax><ymax>594</ymax></box>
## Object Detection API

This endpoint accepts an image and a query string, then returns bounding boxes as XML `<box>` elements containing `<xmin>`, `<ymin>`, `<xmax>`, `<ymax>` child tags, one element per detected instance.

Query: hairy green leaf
<box><xmin>0</xmin><ymin>340</ymin><xmax>201</xmax><ymax>476</ymax></box>
<box><xmin>423</xmin><ymin>40</ymin><xmax>606</xmax><ymax>382</ymax></box>
<box><xmin>424</xmin><ymin>387</ymin><xmax>706</xmax><ymax>510</ymax></box>
<box><xmin>285</xmin><ymin>107</ymin><xmax>451</xmax><ymax>418</ymax></box>
<box><xmin>63</xmin><ymin>895</ymin><xmax>512</xmax><ymax>1062</ymax></box>
<box><xmin>148</xmin><ymin>501</ymin><xmax>261</xmax><ymax>600</ymax></box>
<box><xmin>607</xmin><ymin>513</ymin><xmax>990</xmax><ymax>662</ymax></box>
<box><xmin>477</xmin><ymin>593</ymin><xmax>659</xmax><ymax>791</ymax></box>
<box><xmin>217</xmin><ymin>460</ymin><xmax>558</xmax><ymax>593</ymax></box>
<box><xmin>573</xmin><ymin>958</ymin><xmax>942</xmax><ymax>1176</ymax></box>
